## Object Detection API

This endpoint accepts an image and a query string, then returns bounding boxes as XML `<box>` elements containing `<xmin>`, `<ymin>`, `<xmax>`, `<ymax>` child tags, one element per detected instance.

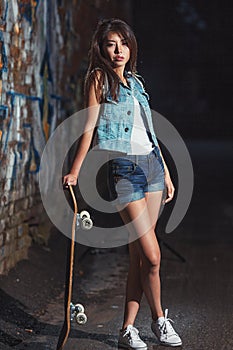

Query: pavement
<box><xmin>0</xmin><ymin>140</ymin><xmax>233</xmax><ymax>350</ymax></box>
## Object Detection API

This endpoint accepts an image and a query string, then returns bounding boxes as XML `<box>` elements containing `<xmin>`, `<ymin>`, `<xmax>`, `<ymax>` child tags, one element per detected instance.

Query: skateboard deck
<box><xmin>56</xmin><ymin>185</ymin><xmax>92</xmax><ymax>350</ymax></box>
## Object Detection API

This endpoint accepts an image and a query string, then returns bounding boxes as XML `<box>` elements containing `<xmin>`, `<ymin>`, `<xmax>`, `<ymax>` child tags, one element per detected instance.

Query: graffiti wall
<box><xmin>0</xmin><ymin>0</ymin><xmax>132</xmax><ymax>274</ymax></box>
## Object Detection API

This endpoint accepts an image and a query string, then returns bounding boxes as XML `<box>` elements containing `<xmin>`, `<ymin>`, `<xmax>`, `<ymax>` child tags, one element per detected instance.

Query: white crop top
<box><xmin>128</xmin><ymin>96</ymin><xmax>154</xmax><ymax>155</ymax></box>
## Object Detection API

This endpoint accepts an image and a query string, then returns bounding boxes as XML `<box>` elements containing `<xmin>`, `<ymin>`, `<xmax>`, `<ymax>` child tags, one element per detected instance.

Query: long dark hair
<box><xmin>84</xmin><ymin>18</ymin><xmax>138</xmax><ymax>105</ymax></box>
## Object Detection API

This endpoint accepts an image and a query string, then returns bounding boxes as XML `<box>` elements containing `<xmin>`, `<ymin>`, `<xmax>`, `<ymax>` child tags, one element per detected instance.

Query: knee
<box><xmin>150</xmin><ymin>253</ymin><xmax>161</xmax><ymax>271</ymax></box>
<box><xmin>143</xmin><ymin>252</ymin><xmax>161</xmax><ymax>274</ymax></box>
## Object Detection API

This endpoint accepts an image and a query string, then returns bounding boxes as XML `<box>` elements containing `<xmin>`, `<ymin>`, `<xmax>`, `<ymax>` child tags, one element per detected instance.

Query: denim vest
<box><xmin>92</xmin><ymin>72</ymin><xmax>159</xmax><ymax>154</ymax></box>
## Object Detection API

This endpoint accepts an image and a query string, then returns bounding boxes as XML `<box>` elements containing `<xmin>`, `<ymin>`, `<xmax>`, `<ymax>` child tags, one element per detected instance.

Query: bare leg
<box><xmin>122</xmin><ymin>241</ymin><xmax>143</xmax><ymax>327</ymax></box>
<box><xmin>119</xmin><ymin>191</ymin><xmax>164</xmax><ymax>329</ymax></box>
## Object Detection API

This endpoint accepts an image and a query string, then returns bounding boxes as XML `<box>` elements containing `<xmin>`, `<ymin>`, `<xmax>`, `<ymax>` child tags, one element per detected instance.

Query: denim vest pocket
<box><xmin>105</xmin><ymin>92</ymin><xmax>127</xmax><ymax>104</ymax></box>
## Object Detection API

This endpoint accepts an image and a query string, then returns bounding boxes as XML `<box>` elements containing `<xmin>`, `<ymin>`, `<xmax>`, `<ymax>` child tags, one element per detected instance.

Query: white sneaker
<box><xmin>151</xmin><ymin>309</ymin><xmax>182</xmax><ymax>347</ymax></box>
<box><xmin>118</xmin><ymin>325</ymin><xmax>147</xmax><ymax>349</ymax></box>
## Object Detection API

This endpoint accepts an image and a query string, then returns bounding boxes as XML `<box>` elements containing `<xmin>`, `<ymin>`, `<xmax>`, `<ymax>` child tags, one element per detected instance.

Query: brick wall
<box><xmin>0</xmin><ymin>0</ymin><xmax>132</xmax><ymax>274</ymax></box>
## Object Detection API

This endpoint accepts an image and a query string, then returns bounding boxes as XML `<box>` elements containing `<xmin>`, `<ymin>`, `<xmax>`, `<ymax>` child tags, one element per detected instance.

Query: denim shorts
<box><xmin>108</xmin><ymin>147</ymin><xmax>165</xmax><ymax>205</ymax></box>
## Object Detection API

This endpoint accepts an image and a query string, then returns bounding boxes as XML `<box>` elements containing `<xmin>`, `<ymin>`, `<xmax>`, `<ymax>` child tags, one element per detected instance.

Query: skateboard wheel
<box><xmin>74</xmin><ymin>303</ymin><xmax>84</xmax><ymax>313</ymax></box>
<box><xmin>80</xmin><ymin>210</ymin><xmax>90</xmax><ymax>219</ymax></box>
<box><xmin>81</xmin><ymin>217</ymin><xmax>93</xmax><ymax>230</ymax></box>
<box><xmin>76</xmin><ymin>312</ymin><xmax>87</xmax><ymax>325</ymax></box>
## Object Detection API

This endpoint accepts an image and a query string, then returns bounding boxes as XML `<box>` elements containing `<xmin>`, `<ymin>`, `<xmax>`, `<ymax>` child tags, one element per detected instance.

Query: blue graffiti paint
<box><xmin>50</xmin><ymin>94</ymin><xmax>62</xmax><ymax>100</ymax></box>
<box><xmin>0</xmin><ymin>105</ymin><xmax>8</xmax><ymax>121</ymax></box>
<box><xmin>0</xmin><ymin>105</ymin><xmax>8</xmax><ymax>114</ymax></box>
<box><xmin>0</xmin><ymin>105</ymin><xmax>8</xmax><ymax>149</ymax></box>
<box><xmin>7</xmin><ymin>90</ymin><xmax>42</xmax><ymax>102</ymax></box>
<box><xmin>22</xmin><ymin>123</ymin><xmax>31</xmax><ymax>128</ymax></box>
<box><xmin>0</xmin><ymin>31</ymin><xmax>8</xmax><ymax>74</ymax></box>
<box><xmin>2</xmin><ymin>0</ymin><xmax>8</xmax><ymax>22</ymax></box>
<box><xmin>1</xmin><ymin>92</ymin><xmax>43</xmax><ymax>178</ymax></box>
<box><xmin>1</xmin><ymin>93</ymin><xmax>15</xmax><ymax>155</ymax></box>
<box><xmin>10</xmin><ymin>150</ymin><xmax>18</xmax><ymax>188</ymax></box>
<box><xmin>17</xmin><ymin>142</ymin><xmax>23</xmax><ymax>160</ymax></box>
<box><xmin>18</xmin><ymin>0</ymin><xmax>40</xmax><ymax>24</ymax></box>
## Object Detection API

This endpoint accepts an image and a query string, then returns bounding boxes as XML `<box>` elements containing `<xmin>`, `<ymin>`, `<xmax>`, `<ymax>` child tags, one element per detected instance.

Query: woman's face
<box><xmin>102</xmin><ymin>31</ymin><xmax>130</xmax><ymax>69</ymax></box>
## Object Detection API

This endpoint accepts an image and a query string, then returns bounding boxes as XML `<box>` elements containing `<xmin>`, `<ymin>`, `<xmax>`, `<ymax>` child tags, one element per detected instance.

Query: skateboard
<box><xmin>56</xmin><ymin>185</ymin><xmax>93</xmax><ymax>350</ymax></box>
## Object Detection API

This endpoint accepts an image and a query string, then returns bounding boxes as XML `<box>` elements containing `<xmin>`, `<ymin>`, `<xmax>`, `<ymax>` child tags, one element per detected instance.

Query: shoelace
<box><xmin>160</xmin><ymin>309</ymin><xmax>176</xmax><ymax>335</ymax></box>
<box><xmin>124</xmin><ymin>326</ymin><xmax>140</xmax><ymax>340</ymax></box>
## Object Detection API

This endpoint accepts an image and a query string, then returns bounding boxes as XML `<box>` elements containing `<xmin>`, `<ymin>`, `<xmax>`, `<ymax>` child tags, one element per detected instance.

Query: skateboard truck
<box><xmin>76</xmin><ymin>210</ymin><xmax>93</xmax><ymax>230</ymax></box>
<box><xmin>70</xmin><ymin>302</ymin><xmax>87</xmax><ymax>324</ymax></box>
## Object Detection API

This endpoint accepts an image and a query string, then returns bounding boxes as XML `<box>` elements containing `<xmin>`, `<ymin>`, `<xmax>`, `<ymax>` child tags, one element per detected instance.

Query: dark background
<box><xmin>131</xmin><ymin>0</ymin><xmax>233</xmax><ymax>140</ymax></box>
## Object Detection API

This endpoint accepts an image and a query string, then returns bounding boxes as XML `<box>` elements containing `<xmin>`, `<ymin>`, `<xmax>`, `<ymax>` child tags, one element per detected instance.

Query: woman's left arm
<box><xmin>158</xmin><ymin>145</ymin><xmax>175</xmax><ymax>203</ymax></box>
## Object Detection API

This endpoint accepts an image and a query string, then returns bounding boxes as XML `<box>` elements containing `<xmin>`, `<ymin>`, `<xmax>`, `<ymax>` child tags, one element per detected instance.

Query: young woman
<box><xmin>63</xmin><ymin>18</ymin><xmax>182</xmax><ymax>349</ymax></box>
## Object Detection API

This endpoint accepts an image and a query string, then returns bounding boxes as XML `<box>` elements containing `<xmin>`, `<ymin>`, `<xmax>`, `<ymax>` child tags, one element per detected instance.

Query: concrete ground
<box><xmin>0</xmin><ymin>140</ymin><xmax>233</xmax><ymax>350</ymax></box>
